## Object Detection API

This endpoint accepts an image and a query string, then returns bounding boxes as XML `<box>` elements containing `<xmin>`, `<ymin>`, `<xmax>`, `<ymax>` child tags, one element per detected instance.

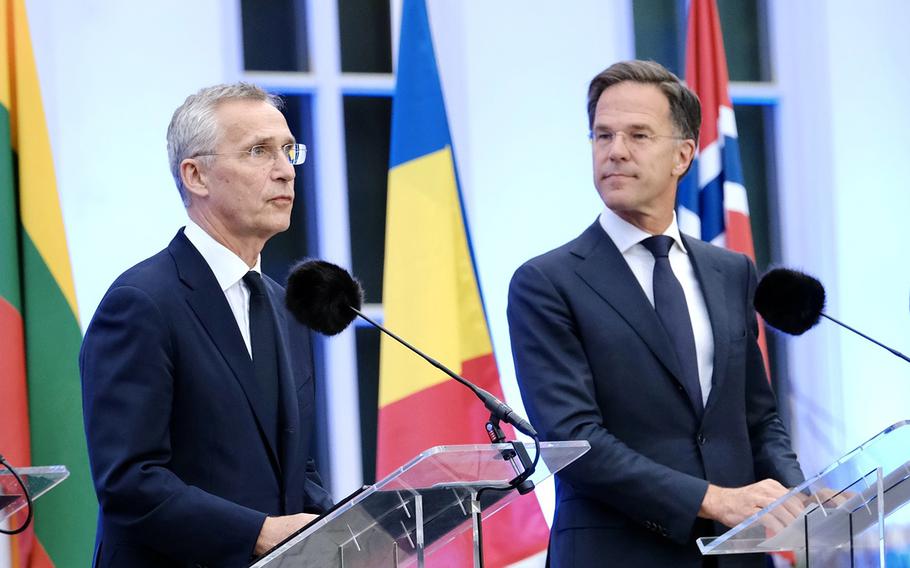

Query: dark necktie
<box><xmin>640</xmin><ymin>235</ymin><xmax>703</xmax><ymax>416</ymax></box>
<box><xmin>243</xmin><ymin>271</ymin><xmax>280</xmax><ymax>447</ymax></box>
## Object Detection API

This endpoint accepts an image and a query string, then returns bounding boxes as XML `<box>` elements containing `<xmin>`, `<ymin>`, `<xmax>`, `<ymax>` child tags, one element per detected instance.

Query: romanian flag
<box><xmin>680</xmin><ymin>0</ymin><xmax>770</xmax><ymax>369</ymax></box>
<box><xmin>376</xmin><ymin>0</ymin><xmax>549</xmax><ymax>564</ymax></box>
<box><xmin>0</xmin><ymin>0</ymin><xmax>94</xmax><ymax>565</ymax></box>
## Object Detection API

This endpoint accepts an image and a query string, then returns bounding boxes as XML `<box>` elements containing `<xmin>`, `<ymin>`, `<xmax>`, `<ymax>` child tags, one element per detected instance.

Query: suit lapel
<box><xmin>572</xmin><ymin>222</ymin><xmax>688</xmax><ymax>389</ymax></box>
<box><xmin>168</xmin><ymin>230</ymin><xmax>283</xmax><ymax>473</ymax></box>
<box><xmin>683</xmin><ymin>235</ymin><xmax>730</xmax><ymax>415</ymax></box>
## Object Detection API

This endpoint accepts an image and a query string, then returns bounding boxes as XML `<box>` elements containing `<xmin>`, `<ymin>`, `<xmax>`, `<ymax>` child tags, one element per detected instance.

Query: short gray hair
<box><xmin>166</xmin><ymin>82</ymin><xmax>284</xmax><ymax>206</ymax></box>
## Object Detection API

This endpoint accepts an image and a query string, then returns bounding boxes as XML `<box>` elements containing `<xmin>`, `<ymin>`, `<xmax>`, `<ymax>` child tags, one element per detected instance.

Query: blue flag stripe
<box><xmin>389</xmin><ymin>0</ymin><xmax>451</xmax><ymax>169</ymax></box>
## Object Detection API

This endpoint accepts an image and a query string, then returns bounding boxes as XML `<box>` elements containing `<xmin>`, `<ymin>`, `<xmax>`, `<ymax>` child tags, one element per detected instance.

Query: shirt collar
<box><xmin>183</xmin><ymin>220</ymin><xmax>261</xmax><ymax>291</ymax></box>
<box><xmin>598</xmin><ymin>207</ymin><xmax>688</xmax><ymax>255</ymax></box>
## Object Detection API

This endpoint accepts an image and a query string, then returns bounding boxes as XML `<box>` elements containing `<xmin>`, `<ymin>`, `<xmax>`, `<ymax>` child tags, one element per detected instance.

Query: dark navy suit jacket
<box><xmin>507</xmin><ymin>222</ymin><xmax>803</xmax><ymax>568</ymax></box>
<box><xmin>80</xmin><ymin>230</ymin><xmax>332</xmax><ymax>567</ymax></box>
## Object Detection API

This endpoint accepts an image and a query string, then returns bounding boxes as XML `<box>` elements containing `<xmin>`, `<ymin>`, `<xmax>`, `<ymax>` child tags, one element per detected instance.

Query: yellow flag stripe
<box><xmin>378</xmin><ymin>147</ymin><xmax>492</xmax><ymax>407</ymax></box>
<box><xmin>11</xmin><ymin>0</ymin><xmax>79</xmax><ymax>320</ymax></box>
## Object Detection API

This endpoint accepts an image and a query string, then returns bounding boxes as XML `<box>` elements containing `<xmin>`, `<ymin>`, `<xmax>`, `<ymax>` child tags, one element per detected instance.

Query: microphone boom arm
<box><xmin>349</xmin><ymin>307</ymin><xmax>538</xmax><ymax>438</ymax></box>
<box><xmin>820</xmin><ymin>313</ymin><xmax>910</xmax><ymax>364</ymax></box>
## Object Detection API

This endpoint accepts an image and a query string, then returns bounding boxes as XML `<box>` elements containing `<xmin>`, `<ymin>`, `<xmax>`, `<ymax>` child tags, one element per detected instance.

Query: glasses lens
<box><xmin>285</xmin><ymin>143</ymin><xmax>307</xmax><ymax>166</ymax></box>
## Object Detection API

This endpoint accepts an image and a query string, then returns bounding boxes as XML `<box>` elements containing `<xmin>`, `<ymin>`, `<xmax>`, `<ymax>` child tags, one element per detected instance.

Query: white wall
<box><xmin>771</xmin><ymin>0</ymin><xmax>910</xmax><ymax>476</ymax></box>
<box><xmin>824</xmin><ymin>0</ymin><xmax>910</xmax><ymax>453</ymax></box>
<box><xmin>28</xmin><ymin>0</ymin><xmax>240</xmax><ymax>326</ymax></box>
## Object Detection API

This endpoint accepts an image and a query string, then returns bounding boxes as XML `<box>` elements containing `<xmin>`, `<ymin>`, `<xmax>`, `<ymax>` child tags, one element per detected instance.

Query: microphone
<box><xmin>754</xmin><ymin>268</ymin><xmax>910</xmax><ymax>364</ymax></box>
<box><xmin>285</xmin><ymin>259</ymin><xmax>539</xmax><ymax>438</ymax></box>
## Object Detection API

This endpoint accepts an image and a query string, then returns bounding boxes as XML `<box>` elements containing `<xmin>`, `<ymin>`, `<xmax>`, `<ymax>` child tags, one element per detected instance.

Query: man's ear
<box><xmin>181</xmin><ymin>158</ymin><xmax>210</xmax><ymax>200</ymax></box>
<box><xmin>672</xmin><ymin>139</ymin><xmax>697</xmax><ymax>177</ymax></box>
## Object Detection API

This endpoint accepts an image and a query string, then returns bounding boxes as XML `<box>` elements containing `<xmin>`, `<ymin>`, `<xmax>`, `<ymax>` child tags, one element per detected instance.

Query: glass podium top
<box><xmin>698</xmin><ymin>421</ymin><xmax>910</xmax><ymax>556</ymax></box>
<box><xmin>0</xmin><ymin>465</ymin><xmax>69</xmax><ymax>522</ymax></box>
<box><xmin>252</xmin><ymin>440</ymin><xmax>589</xmax><ymax>567</ymax></box>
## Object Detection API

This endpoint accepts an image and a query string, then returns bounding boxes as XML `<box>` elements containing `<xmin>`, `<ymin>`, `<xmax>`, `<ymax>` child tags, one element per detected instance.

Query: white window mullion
<box><xmin>307</xmin><ymin>0</ymin><xmax>363</xmax><ymax>499</ymax></box>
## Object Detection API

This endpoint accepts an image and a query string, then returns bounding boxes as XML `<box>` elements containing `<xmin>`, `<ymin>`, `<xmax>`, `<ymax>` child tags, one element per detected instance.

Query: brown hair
<box><xmin>587</xmin><ymin>60</ymin><xmax>701</xmax><ymax>142</ymax></box>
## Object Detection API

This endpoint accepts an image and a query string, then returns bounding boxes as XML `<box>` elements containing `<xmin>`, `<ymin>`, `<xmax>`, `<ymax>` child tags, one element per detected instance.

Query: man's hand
<box><xmin>698</xmin><ymin>479</ymin><xmax>800</xmax><ymax>532</ymax></box>
<box><xmin>254</xmin><ymin>513</ymin><xmax>319</xmax><ymax>556</ymax></box>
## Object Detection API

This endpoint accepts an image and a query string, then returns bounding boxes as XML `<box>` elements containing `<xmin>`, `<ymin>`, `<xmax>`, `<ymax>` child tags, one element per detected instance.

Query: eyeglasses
<box><xmin>194</xmin><ymin>143</ymin><xmax>307</xmax><ymax>166</ymax></box>
<box><xmin>589</xmin><ymin>130</ymin><xmax>685</xmax><ymax>150</ymax></box>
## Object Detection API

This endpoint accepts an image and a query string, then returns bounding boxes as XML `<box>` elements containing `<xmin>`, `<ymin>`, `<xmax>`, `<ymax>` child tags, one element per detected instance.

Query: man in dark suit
<box><xmin>80</xmin><ymin>83</ymin><xmax>332</xmax><ymax>567</ymax></box>
<box><xmin>507</xmin><ymin>60</ymin><xmax>804</xmax><ymax>567</ymax></box>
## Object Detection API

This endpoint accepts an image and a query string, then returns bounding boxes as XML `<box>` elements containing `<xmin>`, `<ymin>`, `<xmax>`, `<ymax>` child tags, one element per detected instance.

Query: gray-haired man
<box><xmin>81</xmin><ymin>83</ymin><xmax>331</xmax><ymax>567</ymax></box>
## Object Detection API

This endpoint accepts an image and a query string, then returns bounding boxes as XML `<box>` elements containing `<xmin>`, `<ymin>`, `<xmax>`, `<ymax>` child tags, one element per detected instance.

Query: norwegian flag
<box><xmin>679</xmin><ymin>0</ymin><xmax>772</xmax><ymax>372</ymax></box>
<box><xmin>681</xmin><ymin>5</ymin><xmax>791</xmax><ymax>565</ymax></box>
<box><xmin>678</xmin><ymin>0</ymin><xmax>754</xmax><ymax>253</ymax></box>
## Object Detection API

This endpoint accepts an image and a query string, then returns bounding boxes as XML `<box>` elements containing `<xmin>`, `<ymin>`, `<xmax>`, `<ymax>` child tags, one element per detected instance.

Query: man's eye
<box><xmin>249</xmin><ymin>145</ymin><xmax>269</xmax><ymax>158</ymax></box>
<box><xmin>632</xmin><ymin>133</ymin><xmax>651</xmax><ymax>141</ymax></box>
<box><xmin>597</xmin><ymin>132</ymin><xmax>615</xmax><ymax>141</ymax></box>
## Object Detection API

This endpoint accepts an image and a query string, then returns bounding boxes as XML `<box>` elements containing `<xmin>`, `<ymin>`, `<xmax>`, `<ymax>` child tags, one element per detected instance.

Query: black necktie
<box><xmin>640</xmin><ymin>235</ymin><xmax>703</xmax><ymax>416</ymax></box>
<box><xmin>243</xmin><ymin>271</ymin><xmax>280</xmax><ymax>446</ymax></box>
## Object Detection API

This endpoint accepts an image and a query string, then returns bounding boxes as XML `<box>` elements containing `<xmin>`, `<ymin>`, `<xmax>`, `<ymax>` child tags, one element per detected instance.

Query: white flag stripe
<box><xmin>678</xmin><ymin>206</ymin><xmax>702</xmax><ymax>237</ymax></box>
<box><xmin>723</xmin><ymin>180</ymin><xmax>750</xmax><ymax>215</ymax></box>
<box><xmin>719</xmin><ymin>105</ymin><xmax>738</xmax><ymax>139</ymax></box>
<box><xmin>697</xmin><ymin>140</ymin><xmax>721</xmax><ymax>188</ymax></box>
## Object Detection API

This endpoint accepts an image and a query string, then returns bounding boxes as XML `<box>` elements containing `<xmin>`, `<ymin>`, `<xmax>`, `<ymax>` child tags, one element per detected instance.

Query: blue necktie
<box><xmin>640</xmin><ymin>236</ymin><xmax>703</xmax><ymax>416</ymax></box>
<box><xmin>243</xmin><ymin>271</ymin><xmax>280</xmax><ymax>448</ymax></box>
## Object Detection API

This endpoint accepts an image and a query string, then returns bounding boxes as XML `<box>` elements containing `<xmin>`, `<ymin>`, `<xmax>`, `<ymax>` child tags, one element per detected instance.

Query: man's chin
<box><xmin>598</xmin><ymin>192</ymin><xmax>636</xmax><ymax>213</ymax></box>
<box><xmin>261</xmin><ymin>216</ymin><xmax>293</xmax><ymax>238</ymax></box>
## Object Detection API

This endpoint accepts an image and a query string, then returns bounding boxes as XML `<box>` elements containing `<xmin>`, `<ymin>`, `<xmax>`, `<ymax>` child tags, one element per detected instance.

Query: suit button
<box><xmin>697</xmin><ymin>433</ymin><xmax>707</xmax><ymax>445</ymax></box>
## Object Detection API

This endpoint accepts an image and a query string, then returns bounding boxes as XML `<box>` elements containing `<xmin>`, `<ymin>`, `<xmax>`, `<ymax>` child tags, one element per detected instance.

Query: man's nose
<box><xmin>273</xmin><ymin>155</ymin><xmax>296</xmax><ymax>181</ymax></box>
<box><xmin>608</xmin><ymin>133</ymin><xmax>632</xmax><ymax>160</ymax></box>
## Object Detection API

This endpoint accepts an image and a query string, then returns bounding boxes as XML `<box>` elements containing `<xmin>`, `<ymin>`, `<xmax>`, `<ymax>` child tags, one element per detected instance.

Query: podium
<box><xmin>1</xmin><ymin>465</ymin><xmax>69</xmax><ymax>523</ymax></box>
<box><xmin>251</xmin><ymin>441</ymin><xmax>589</xmax><ymax>567</ymax></box>
<box><xmin>699</xmin><ymin>421</ymin><xmax>910</xmax><ymax>566</ymax></box>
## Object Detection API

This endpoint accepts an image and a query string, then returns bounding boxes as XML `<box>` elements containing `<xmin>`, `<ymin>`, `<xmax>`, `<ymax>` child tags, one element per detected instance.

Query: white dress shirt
<box><xmin>184</xmin><ymin>220</ymin><xmax>261</xmax><ymax>358</ymax></box>
<box><xmin>598</xmin><ymin>207</ymin><xmax>714</xmax><ymax>403</ymax></box>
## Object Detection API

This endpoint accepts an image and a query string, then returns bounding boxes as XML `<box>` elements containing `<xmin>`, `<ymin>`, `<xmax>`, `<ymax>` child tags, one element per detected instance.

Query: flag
<box><xmin>376</xmin><ymin>0</ymin><xmax>549</xmax><ymax>565</ymax></box>
<box><xmin>0</xmin><ymin>0</ymin><xmax>95</xmax><ymax>565</ymax></box>
<box><xmin>680</xmin><ymin>0</ymin><xmax>771</xmax><ymax>370</ymax></box>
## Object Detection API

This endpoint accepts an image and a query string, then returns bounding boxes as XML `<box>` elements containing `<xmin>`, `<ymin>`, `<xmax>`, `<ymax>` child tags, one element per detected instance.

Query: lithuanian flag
<box><xmin>377</xmin><ymin>0</ymin><xmax>549</xmax><ymax>564</ymax></box>
<box><xmin>0</xmin><ymin>0</ymin><xmax>95</xmax><ymax>565</ymax></box>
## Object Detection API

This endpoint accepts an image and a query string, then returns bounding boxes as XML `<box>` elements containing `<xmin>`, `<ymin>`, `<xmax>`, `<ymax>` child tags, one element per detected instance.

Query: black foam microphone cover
<box><xmin>754</xmin><ymin>268</ymin><xmax>826</xmax><ymax>335</ymax></box>
<box><xmin>286</xmin><ymin>259</ymin><xmax>364</xmax><ymax>335</ymax></box>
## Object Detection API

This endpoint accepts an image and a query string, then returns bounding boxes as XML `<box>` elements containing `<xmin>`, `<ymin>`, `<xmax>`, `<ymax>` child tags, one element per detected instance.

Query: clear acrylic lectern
<box><xmin>251</xmin><ymin>441</ymin><xmax>589</xmax><ymax>567</ymax></box>
<box><xmin>0</xmin><ymin>465</ymin><xmax>69</xmax><ymax>522</ymax></box>
<box><xmin>699</xmin><ymin>421</ymin><xmax>910</xmax><ymax>566</ymax></box>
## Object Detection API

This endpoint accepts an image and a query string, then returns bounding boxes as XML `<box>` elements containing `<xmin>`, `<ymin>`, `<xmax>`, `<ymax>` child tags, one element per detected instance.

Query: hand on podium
<box><xmin>255</xmin><ymin>513</ymin><xmax>320</xmax><ymax>556</ymax></box>
<box><xmin>699</xmin><ymin>479</ymin><xmax>803</xmax><ymax>532</ymax></box>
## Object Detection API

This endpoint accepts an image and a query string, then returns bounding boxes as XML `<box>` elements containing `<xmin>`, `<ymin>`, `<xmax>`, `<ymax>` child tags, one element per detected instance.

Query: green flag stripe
<box><xmin>22</xmin><ymin>231</ymin><xmax>95</xmax><ymax>564</ymax></box>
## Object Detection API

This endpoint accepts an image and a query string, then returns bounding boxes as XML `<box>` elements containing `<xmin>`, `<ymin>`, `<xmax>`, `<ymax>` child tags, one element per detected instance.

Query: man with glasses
<box><xmin>507</xmin><ymin>60</ymin><xmax>804</xmax><ymax>567</ymax></box>
<box><xmin>81</xmin><ymin>83</ymin><xmax>330</xmax><ymax>567</ymax></box>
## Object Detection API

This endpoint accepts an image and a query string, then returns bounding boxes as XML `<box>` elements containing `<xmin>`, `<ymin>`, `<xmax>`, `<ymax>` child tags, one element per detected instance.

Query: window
<box><xmin>239</xmin><ymin>0</ymin><xmax>395</xmax><ymax>493</ymax></box>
